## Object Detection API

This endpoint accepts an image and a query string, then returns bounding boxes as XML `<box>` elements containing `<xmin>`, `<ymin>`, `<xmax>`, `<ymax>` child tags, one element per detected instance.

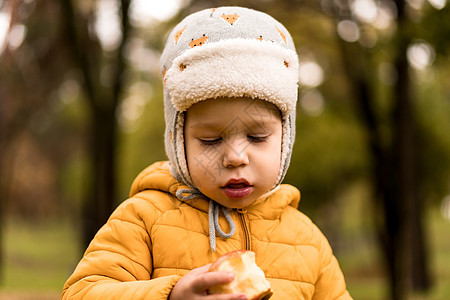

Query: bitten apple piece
<box><xmin>208</xmin><ymin>250</ymin><xmax>273</xmax><ymax>300</ymax></box>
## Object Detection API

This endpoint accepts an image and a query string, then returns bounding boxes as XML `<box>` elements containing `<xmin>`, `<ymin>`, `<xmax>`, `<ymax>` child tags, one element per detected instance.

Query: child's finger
<box><xmin>189</xmin><ymin>263</ymin><xmax>212</xmax><ymax>275</ymax></box>
<box><xmin>191</xmin><ymin>271</ymin><xmax>234</xmax><ymax>292</ymax></box>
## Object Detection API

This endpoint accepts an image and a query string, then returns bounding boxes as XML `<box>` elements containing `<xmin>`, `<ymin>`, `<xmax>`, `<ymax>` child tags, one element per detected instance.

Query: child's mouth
<box><xmin>222</xmin><ymin>179</ymin><xmax>253</xmax><ymax>199</ymax></box>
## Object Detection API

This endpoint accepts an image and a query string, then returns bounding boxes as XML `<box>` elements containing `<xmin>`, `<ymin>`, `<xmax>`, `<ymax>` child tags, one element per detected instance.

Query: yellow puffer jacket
<box><xmin>62</xmin><ymin>161</ymin><xmax>352</xmax><ymax>299</ymax></box>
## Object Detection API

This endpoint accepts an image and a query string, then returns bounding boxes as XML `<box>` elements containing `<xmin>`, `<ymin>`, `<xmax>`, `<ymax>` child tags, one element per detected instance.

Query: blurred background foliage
<box><xmin>0</xmin><ymin>0</ymin><xmax>449</xmax><ymax>299</ymax></box>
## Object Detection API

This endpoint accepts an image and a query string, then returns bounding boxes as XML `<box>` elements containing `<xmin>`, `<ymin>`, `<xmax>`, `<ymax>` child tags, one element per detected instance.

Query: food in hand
<box><xmin>208</xmin><ymin>250</ymin><xmax>273</xmax><ymax>300</ymax></box>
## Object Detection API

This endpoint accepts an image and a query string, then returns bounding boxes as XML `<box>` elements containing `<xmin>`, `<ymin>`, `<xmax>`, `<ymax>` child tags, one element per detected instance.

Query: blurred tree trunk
<box><xmin>0</xmin><ymin>0</ymin><xmax>64</xmax><ymax>277</ymax></box>
<box><xmin>60</xmin><ymin>0</ymin><xmax>131</xmax><ymax>249</ymax></box>
<box><xmin>0</xmin><ymin>0</ymin><xmax>18</xmax><ymax>279</ymax></box>
<box><xmin>337</xmin><ymin>37</ymin><xmax>403</xmax><ymax>299</ymax></box>
<box><xmin>336</xmin><ymin>0</ymin><xmax>432</xmax><ymax>298</ymax></box>
<box><xmin>392</xmin><ymin>0</ymin><xmax>431</xmax><ymax>292</ymax></box>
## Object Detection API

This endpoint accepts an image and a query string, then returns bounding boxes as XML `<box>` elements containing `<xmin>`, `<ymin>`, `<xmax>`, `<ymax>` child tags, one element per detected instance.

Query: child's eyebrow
<box><xmin>186</xmin><ymin>121</ymin><xmax>223</xmax><ymax>130</ymax></box>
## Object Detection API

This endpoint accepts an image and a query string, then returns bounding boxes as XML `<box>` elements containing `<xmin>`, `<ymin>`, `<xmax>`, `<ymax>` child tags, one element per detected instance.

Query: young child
<box><xmin>63</xmin><ymin>6</ymin><xmax>352</xmax><ymax>300</ymax></box>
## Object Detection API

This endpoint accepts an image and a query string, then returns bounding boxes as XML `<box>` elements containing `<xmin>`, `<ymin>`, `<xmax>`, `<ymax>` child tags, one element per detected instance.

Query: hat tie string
<box><xmin>176</xmin><ymin>188</ymin><xmax>236</xmax><ymax>252</ymax></box>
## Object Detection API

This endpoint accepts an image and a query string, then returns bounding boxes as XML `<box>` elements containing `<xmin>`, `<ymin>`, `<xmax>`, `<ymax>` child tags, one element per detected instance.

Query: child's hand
<box><xmin>169</xmin><ymin>264</ymin><xmax>247</xmax><ymax>300</ymax></box>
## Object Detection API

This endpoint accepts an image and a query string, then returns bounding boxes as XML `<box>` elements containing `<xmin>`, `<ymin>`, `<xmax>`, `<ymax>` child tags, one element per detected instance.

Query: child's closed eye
<box><xmin>197</xmin><ymin>135</ymin><xmax>269</xmax><ymax>146</ymax></box>
<box><xmin>198</xmin><ymin>137</ymin><xmax>222</xmax><ymax>145</ymax></box>
<box><xmin>247</xmin><ymin>135</ymin><xmax>269</xmax><ymax>143</ymax></box>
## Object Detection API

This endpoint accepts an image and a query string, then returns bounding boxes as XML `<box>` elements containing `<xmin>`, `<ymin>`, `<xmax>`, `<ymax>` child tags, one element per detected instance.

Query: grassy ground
<box><xmin>0</xmin><ymin>219</ymin><xmax>80</xmax><ymax>300</ymax></box>
<box><xmin>338</xmin><ymin>208</ymin><xmax>450</xmax><ymax>300</ymax></box>
<box><xmin>0</xmin><ymin>207</ymin><xmax>449</xmax><ymax>300</ymax></box>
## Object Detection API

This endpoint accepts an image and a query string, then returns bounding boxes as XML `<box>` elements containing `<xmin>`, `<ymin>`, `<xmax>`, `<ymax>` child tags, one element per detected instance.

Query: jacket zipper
<box><xmin>236</xmin><ymin>208</ymin><xmax>251</xmax><ymax>250</ymax></box>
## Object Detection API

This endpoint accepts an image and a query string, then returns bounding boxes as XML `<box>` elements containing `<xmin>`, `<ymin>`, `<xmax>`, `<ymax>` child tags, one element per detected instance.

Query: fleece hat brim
<box><xmin>166</xmin><ymin>38</ymin><xmax>298</xmax><ymax>114</ymax></box>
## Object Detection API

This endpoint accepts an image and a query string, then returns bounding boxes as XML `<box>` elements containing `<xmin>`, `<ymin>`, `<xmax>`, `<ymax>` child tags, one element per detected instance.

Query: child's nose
<box><xmin>222</xmin><ymin>139</ymin><xmax>249</xmax><ymax>168</ymax></box>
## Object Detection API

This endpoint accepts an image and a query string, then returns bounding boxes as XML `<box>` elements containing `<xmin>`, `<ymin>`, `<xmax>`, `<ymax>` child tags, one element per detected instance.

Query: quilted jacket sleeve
<box><xmin>312</xmin><ymin>226</ymin><xmax>353</xmax><ymax>300</ymax></box>
<box><xmin>62</xmin><ymin>197</ymin><xmax>181</xmax><ymax>300</ymax></box>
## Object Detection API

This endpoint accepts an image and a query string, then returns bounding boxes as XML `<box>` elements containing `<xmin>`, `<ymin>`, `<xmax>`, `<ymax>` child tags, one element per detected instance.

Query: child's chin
<box><xmin>228</xmin><ymin>198</ymin><xmax>256</xmax><ymax>210</ymax></box>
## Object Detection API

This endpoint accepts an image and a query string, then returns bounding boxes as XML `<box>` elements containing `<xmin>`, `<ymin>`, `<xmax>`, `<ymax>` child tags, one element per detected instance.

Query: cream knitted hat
<box><xmin>160</xmin><ymin>6</ymin><xmax>299</xmax><ymax>189</ymax></box>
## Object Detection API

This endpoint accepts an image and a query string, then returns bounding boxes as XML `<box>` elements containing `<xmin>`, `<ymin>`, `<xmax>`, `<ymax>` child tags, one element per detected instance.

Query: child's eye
<box><xmin>247</xmin><ymin>135</ymin><xmax>268</xmax><ymax>143</ymax></box>
<box><xmin>198</xmin><ymin>137</ymin><xmax>222</xmax><ymax>145</ymax></box>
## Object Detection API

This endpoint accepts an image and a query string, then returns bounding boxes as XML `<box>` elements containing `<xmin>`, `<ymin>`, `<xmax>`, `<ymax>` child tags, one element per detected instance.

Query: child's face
<box><xmin>185</xmin><ymin>97</ymin><xmax>282</xmax><ymax>209</ymax></box>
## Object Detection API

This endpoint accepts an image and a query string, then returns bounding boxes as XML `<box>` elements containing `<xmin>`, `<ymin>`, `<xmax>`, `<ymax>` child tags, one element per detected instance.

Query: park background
<box><xmin>0</xmin><ymin>0</ymin><xmax>449</xmax><ymax>299</ymax></box>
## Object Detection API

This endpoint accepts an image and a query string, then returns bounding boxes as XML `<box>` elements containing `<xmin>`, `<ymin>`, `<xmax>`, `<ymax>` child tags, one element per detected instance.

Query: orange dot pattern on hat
<box><xmin>276</xmin><ymin>27</ymin><xmax>287</xmax><ymax>45</ymax></box>
<box><xmin>168</xmin><ymin>8</ymin><xmax>292</xmax><ymax>52</ymax></box>
<box><xmin>179</xmin><ymin>63</ymin><xmax>187</xmax><ymax>71</ymax></box>
<box><xmin>162</xmin><ymin>67</ymin><xmax>167</xmax><ymax>86</ymax></box>
<box><xmin>221</xmin><ymin>13</ymin><xmax>240</xmax><ymax>25</ymax></box>
<box><xmin>174</xmin><ymin>26</ymin><xmax>186</xmax><ymax>44</ymax></box>
<box><xmin>189</xmin><ymin>34</ymin><xmax>209</xmax><ymax>48</ymax></box>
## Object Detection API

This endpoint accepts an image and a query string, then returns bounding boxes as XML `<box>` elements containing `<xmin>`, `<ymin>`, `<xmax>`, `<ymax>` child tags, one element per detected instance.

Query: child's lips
<box><xmin>222</xmin><ymin>179</ymin><xmax>253</xmax><ymax>199</ymax></box>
